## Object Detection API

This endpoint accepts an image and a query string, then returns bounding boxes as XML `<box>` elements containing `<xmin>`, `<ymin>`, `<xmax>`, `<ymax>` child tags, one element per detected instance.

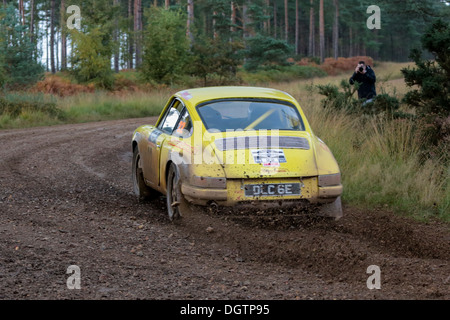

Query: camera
<box><xmin>359</xmin><ymin>66</ymin><xmax>364</xmax><ymax>72</ymax></box>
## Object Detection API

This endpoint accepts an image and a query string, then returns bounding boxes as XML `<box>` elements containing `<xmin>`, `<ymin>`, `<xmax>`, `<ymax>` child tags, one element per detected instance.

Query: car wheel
<box><xmin>317</xmin><ymin>196</ymin><xmax>343</xmax><ymax>221</ymax></box>
<box><xmin>132</xmin><ymin>147</ymin><xmax>157</xmax><ymax>201</ymax></box>
<box><xmin>166</xmin><ymin>163</ymin><xmax>190</xmax><ymax>221</ymax></box>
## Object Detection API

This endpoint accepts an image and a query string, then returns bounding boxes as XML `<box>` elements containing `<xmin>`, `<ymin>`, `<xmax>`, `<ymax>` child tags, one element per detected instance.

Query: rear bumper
<box><xmin>181</xmin><ymin>184</ymin><xmax>228</xmax><ymax>201</ymax></box>
<box><xmin>181</xmin><ymin>179</ymin><xmax>343</xmax><ymax>206</ymax></box>
<box><xmin>318</xmin><ymin>185</ymin><xmax>343</xmax><ymax>199</ymax></box>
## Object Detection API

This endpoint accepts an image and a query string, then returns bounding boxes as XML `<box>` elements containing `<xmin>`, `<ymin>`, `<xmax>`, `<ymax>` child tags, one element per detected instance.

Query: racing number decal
<box><xmin>177</xmin><ymin>121</ymin><xmax>186</xmax><ymax>134</ymax></box>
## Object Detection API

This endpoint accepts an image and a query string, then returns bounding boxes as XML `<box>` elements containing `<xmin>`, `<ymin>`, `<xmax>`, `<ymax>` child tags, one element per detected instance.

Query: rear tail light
<box><xmin>318</xmin><ymin>173</ymin><xmax>341</xmax><ymax>187</ymax></box>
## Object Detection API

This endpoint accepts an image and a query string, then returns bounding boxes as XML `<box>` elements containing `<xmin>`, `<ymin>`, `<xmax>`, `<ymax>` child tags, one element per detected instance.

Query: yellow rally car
<box><xmin>132</xmin><ymin>87</ymin><xmax>343</xmax><ymax>221</ymax></box>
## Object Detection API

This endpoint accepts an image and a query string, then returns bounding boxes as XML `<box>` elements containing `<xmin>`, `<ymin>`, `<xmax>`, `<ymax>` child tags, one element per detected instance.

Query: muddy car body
<box><xmin>132</xmin><ymin>86</ymin><xmax>343</xmax><ymax>220</ymax></box>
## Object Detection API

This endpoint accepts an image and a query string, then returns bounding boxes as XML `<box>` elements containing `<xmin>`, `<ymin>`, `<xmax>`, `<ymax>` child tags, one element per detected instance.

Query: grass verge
<box><xmin>0</xmin><ymin>91</ymin><xmax>170</xmax><ymax>129</ymax></box>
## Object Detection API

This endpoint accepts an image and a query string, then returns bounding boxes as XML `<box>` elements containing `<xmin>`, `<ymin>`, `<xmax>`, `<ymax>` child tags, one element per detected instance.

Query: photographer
<box><xmin>349</xmin><ymin>61</ymin><xmax>377</xmax><ymax>102</ymax></box>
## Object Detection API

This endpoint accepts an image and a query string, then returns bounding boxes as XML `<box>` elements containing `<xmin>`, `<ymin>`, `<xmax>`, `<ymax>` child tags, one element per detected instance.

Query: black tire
<box><xmin>166</xmin><ymin>163</ymin><xmax>190</xmax><ymax>221</ymax></box>
<box><xmin>132</xmin><ymin>147</ymin><xmax>157</xmax><ymax>201</ymax></box>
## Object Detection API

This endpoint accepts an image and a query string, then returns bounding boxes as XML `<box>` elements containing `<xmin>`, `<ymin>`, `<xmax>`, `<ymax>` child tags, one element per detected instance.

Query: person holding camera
<box><xmin>349</xmin><ymin>61</ymin><xmax>377</xmax><ymax>102</ymax></box>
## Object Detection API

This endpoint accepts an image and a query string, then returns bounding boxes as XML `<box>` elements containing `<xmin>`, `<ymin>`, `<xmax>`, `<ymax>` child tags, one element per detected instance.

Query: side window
<box><xmin>174</xmin><ymin>109</ymin><xmax>193</xmax><ymax>138</ymax></box>
<box><xmin>158</xmin><ymin>99</ymin><xmax>184</xmax><ymax>133</ymax></box>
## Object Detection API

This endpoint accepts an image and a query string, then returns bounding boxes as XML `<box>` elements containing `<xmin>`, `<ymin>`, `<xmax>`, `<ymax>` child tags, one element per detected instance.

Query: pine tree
<box><xmin>308</xmin><ymin>0</ymin><xmax>315</xmax><ymax>57</ymax></box>
<box><xmin>60</xmin><ymin>0</ymin><xmax>67</xmax><ymax>71</ymax></box>
<box><xmin>284</xmin><ymin>0</ymin><xmax>288</xmax><ymax>43</ymax></box>
<box><xmin>134</xmin><ymin>0</ymin><xmax>142</xmax><ymax>67</ymax></box>
<box><xmin>187</xmin><ymin>0</ymin><xmax>194</xmax><ymax>43</ymax></box>
<box><xmin>140</xmin><ymin>7</ymin><xmax>190</xmax><ymax>84</ymax></box>
<box><xmin>50</xmin><ymin>0</ymin><xmax>56</xmax><ymax>73</ymax></box>
<box><xmin>244</xmin><ymin>34</ymin><xmax>293</xmax><ymax>71</ymax></box>
<box><xmin>333</xmin><ymin>0</ymin><xmax>339</xmax><ymax>59</ymax></box>
<box><xmin>69</xmin><ymin>0</ymin><xmax>116</xmax><ymax>88</ymax></box>
<box><xmin>319</xmin><ymin>0</ymin><xmax>324</xmax><ymax>62</ymax></box>
<box><xmin>0</xmin><ymin>4</ymin><xmax>44</xmax><ymax>88</ymax></box>
<box><xmin>402</xmin><ymin>19</ymin><xmax>450</xmax><ymax>151</ymax></box>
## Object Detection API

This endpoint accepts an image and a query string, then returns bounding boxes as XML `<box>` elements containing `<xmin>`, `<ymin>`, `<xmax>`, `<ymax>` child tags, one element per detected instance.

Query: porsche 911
<box><xmin>132</xmin><ymin>87</ymin><xmax>343</xmax><ymax>221</ymax></box>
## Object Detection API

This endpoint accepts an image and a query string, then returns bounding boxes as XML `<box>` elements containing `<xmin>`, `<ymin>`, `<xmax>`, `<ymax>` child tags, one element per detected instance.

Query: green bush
<box><xmin>140</xmin><ymin>7</ymin><xmax>190</xmax><ymax>84</ymax></box>
<box><xmin>190</xmin><ymin>37</ymin><xmax>244</xmax><ymax>86</ymax></box>
<box><xmin>401</xmin><ymin>19</ymin><xmax>450</xmax><ymax>159</ymax></box>
<box><xmin>0</xmin><ymin>5</ymin><xmax>44</xmax><ymax>88</ymax></box>
<box><xmin>317</xmin><ymin>80</ymin><xmax>361</xmax><ymax>112</ymax></box>
<box><xmin>70</xmin><ymin>27</ymin><xmax>115</xmax><ymax>89</ymax></box>
<box><xmin>317</xmin><ymin>80</ymin><xmax>405</xmax><ymax>117</ymax></box>
<box><xmin>68</xmin><ymin>0</ymin><xmax>117</xmax><ymax>89</ymax></box>
<box><xmin>243</xmin><ymin>35</ymin><xmax>293</xmax><ymax>71</ymax></box>
<box><xmin>362</xmin><ymin>94</ymin><xmax>399</xmax><ymax>115</ymax></box>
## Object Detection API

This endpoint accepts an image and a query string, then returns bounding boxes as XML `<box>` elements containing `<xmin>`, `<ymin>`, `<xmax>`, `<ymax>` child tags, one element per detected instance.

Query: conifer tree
<box><xmin>402</xmin><ymin>19</ymin><xmax>450</xmax><ymax>151</ymax></box>
<box><xmin>0</xmin><ymin>4</ymin><xmax>44</xmax><ymax>88</ymax></box>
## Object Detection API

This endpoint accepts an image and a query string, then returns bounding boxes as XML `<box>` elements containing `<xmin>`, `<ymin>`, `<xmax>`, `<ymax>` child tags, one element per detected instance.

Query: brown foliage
<box><xmin>113</xmin><ymin>75</ymin><xmax>141</xmax><ymax>92</ymax></box>
<box><xmin>297</xmin><ymin>56</ymin><xmax>374</xmax><ymax>76</ymax></box>
<box><xmin>32</xmin><ymin>75</ymin><xmax>95</xmax><ymax>96</ymax></box>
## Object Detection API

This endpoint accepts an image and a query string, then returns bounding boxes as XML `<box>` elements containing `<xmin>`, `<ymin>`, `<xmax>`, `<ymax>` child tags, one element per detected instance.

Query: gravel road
<box><xmin>0</xmin><ymin>118</ymin><xmax>448</xmax><ymax>299</ymax></box>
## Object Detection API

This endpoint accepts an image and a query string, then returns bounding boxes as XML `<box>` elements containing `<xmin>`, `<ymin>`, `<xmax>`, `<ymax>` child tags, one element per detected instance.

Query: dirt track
<box><xmin>0</xmin><ymin>118</ymin><xmax>448</xmax><ymax>299</ymax></box>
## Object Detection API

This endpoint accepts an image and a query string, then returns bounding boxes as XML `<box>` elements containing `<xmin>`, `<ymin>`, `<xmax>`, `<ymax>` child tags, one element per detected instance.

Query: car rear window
<box><xmin>196</xmin><ymin>99</ymin><xmax>305</xmax><ymax>132</ymax></box>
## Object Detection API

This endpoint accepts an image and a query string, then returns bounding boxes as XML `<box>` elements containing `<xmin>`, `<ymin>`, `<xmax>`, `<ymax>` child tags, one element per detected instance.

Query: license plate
<box><xmin>244</xmin><ymin>183</ymin><xmax>301</xmax><ymax>197</ymax></box>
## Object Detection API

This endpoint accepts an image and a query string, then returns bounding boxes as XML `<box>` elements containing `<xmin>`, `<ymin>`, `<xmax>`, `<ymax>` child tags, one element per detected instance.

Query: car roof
<box><xmin>174</xmin><ymin>86</ymin><xmax>297</xmax><ymax>107</ymax></box>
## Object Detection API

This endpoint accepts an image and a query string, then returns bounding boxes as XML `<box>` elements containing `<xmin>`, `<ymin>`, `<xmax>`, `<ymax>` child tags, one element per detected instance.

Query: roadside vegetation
<box><xmin>273</xmin><ymin>66</ymin><xmax>449</xmax><ymax>221</ymax></box>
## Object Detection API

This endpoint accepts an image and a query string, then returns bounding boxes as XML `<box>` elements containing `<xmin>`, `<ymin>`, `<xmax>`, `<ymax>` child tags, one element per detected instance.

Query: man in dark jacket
<box><xmin>349</xmin><ymin>61</ymin><xmax>377</xmax><ymax>101</ymax></box>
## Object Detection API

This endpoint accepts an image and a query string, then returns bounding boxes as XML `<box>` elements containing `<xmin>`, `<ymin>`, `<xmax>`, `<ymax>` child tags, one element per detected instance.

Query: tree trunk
<box><xmin>243</xmin><ymin>2</ymin><xmax>249</xmax><ymax>40</ymax></box>
<box><xmin>30</xmin><ymin>0</ymin><xmax>35</xmax><ymax>43</ymax></box>
<box><xmin>46</xmin><ymin>27</ymin><xmax>49</xmax><ymax>71</ymax></box>
<box><xmin>50</xmin><ymin>0</ymin><xmax>55</xmax><ymax>74</ymax></box>
<box><xmin>333</xmin><ymin>0</ymin><xmax>339</xmax><ymax>59</ymax></box>
<box><xmin>187</xmin><ymin>0</ymin><xmax>194</xmax><ymax>43</ymax></box>
<box><xmin>60</xmin><ymin>0</ymin><xmax>67</xmax><ymax>70</ymax></box>
<box><xmin>390</xmin><ymin>32</ymin><xmax>394</xmax><ymax>61</ymax></box>
<box><xmin>308</xmin><ymin>0</ymin><xmax>315</xmax><ymax>57</ymax></box>
<box><xmin>56</xmin><ymin>31</ymin><xmax>59</xmax><ymax>71</ymax></box>
<box><xmin>165</xmin><ymin>0</ymin><xmax>169</xmax><ymax>9</ymax></box>
<box><xmin>231</xmin><ymin>2</ymin><xmax>236</xmax><ymax>33</ymax></box>
<box><xmin>295</xmin><ymin>0</ymin><xmax>299</xmax><ymax>54</ymax></box>
<box><xmin>319</xmin><ymin>0</ymin><xmax>325</xmax><ymax>62</ymax></box>
<box><xmin>349</xmin><ymin>27</ymin><xmax>353</xmax><ymax>57</ymax></box>
<box><xmin>19</xmin><ymin>0</ymin><xmax>25</xmax><ymax>26</ymax></box>
<box><xmin>243</xmin><ymin>1</ymin><xmax>253</xmax><ymax>41</ymax></box>
<box><xmin>134</xmin><ymin>0</ymin><xmax>142</xmax><ymax>67</ymax></box>
<box><xmin>263</xmin><ymin>0</ymin><xmax>270</xmax><ymax>34</ymax></box>
<box><xmin>213</xmin><ymin>11</ymin><xmax>217</xmax><ymax>39</ymax></box>
<box><xmin>113</xmin><ymin>0</ymin><xmax>120</xmax><ymax>73</ymax></box>
<box><xmin>284</xmin><ymin>0</ymin><xmax>288</xmax><ymax>43</ymax></box>
<box><xmin>128</xmin><ymin>0</ymin><xmax>133</xmax><ymax>69</ymax></box>
<box><xmin>273</xmin><ymin>0</ymin><xmax>277</xmax><ymax>38</ymax></box>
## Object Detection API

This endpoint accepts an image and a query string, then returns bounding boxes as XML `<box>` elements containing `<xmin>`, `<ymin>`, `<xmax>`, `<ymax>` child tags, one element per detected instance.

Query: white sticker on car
<box><xmin>251</xmin><ymin>149</ymin><xmax>286</xmax><ymax>167</ymax></box>
<box><xmin>180</xmin><ymin>91</ymin><xmax>193</xmax><ymax>100</ymax></box>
